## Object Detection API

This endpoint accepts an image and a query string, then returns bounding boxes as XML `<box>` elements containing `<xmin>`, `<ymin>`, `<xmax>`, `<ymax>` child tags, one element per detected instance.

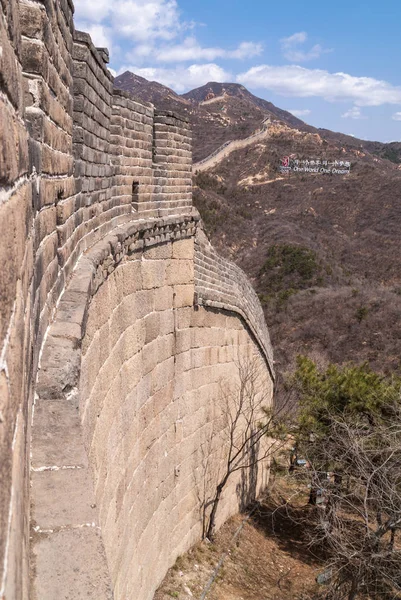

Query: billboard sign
<box><xmin>279</xmin><ymin>157</ymin><xmax>351</xmax><ymax>175</ymax></box>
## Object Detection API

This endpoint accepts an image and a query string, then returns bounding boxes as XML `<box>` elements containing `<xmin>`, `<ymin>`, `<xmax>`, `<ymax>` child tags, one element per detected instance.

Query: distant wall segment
<box><xmin>0</xmin><ymin>1</ymin><xmax>274</xmax><ymax>598</ymax></box>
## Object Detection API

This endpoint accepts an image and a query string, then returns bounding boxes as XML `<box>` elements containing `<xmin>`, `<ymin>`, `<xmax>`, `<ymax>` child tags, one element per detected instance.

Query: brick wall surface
<box><xmin>111</xmin><ymin>90</ymin><xmax>154</xmax><ymax>211</ymax></box>
<box><xmin>0</xmin><ymin>2</ymin><xmax>274</xmax><ymax>598</ymax></box>
<box><xmin>153</xmin><ymin>111</ymin><xmax>193</xmax><ymax>216</ymax></box>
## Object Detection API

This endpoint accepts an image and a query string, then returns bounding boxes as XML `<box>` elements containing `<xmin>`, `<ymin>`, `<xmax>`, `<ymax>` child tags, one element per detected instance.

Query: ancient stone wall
<box><xmin>0</xmin><ymin>2</ymin><xmax>274</xmax><ymax>598</ymax></box>
<box><xmin>30</xmin><ymin>216</ymin><xmax>273</xmax><ymax>599</ymax></box>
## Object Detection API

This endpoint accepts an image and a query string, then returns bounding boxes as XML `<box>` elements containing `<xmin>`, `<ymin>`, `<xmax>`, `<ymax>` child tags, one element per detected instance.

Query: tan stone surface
<box><xmin>32</xmin><ymin>469</ymin><xmax>98</xmax><ymax>529</ymax></box>
<box><xmin>32</xmin><ymin>528</ymin><xmax>113</xmax><ymax>600</ymax></box>
<box><xmin>77</xmin><ymin>246</ymin><xmax>273</xmax><ymax>600</ymax></box>
<box><xmin>31</xmin><ymin>399</ymin><xmax>88</xmax><ymax>468</ymax></box>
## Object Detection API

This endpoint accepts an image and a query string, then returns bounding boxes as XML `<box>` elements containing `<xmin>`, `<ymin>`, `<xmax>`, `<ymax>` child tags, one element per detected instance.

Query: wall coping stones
<box><xmin>35</xmin><ymin>210</ymin><xmax>273</xmax><ymax>401</ymax></box>
<box><xmin>36</xmin><ymin>212</ymin><xmax>200</xmax><ymax>399</ymax></box>
<box><xmin>154</xmin><ymin>109</ymin><xmax>190</xmax><ymax>125</ymax></box>
<box><xmin>96</xmin><ymin>48</ymin><xmax>110</xmax><ymax>64</ymax></box>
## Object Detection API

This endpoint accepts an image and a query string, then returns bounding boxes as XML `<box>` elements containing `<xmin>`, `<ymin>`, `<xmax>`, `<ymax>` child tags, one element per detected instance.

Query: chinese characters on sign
<box><xmin>279</xmin><ymin>157</ymin><xmax>351</xmax><ymax>175</ymax></box>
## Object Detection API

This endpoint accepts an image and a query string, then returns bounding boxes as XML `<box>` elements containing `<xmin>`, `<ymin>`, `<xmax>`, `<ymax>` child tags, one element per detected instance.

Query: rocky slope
<box><xmin>114</xmin><ymin>72</ymin><xmax>401</xmax><ymax>376</ymax></box>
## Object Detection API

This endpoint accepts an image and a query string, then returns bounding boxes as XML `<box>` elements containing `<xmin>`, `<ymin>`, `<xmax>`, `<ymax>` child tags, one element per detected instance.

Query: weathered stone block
<box><xmin>141</xmin><ymin>260</ymin><xmax>166</xmax><ymax>290</ymax></box>
<box><xmin>0</xmin><ymin>183</ymin><xmax>31</xmax><ymax>342</ymax></box>
<box><xmin>172</xmin><ymin>238</ymin><xmax>194</xmax><ymax>260</ymax></box>
<box><xmin>144</xmin><ymin>312</ymin><xmax>161</xmax><ymax>344</ymax></box>
<box><xmin>173</xmin><ymin>284</ymin><xmax>194</xmax><ymax>308</ymax></box>
<box><xmin>0</xmin><ymin>103</ymin><xmax>28</xmax><ymax>184</ymax></box>
<box><xmin>166</xmin><ymin>260</ymin><xmax>194</xmax><ymax>286</ymax></box>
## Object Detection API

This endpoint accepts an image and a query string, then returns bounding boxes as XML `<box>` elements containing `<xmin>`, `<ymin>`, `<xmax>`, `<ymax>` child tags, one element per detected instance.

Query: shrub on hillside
<box><xmin>290</xmin><ymin>357</ymin><xmax>401</xmax><ymax>600</ymax></box>
<box><xmin>258</xmin><ymin>245</ymin><xmax>323</xmax><ymax>309</ymax></box>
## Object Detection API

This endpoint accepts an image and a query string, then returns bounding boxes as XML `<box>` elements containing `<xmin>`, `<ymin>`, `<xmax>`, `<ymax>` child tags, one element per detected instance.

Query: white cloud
<box><xmin>288</xmin><ymin>109</ymin><xmax>311</xmax><ymax>117</ymax></box>
<box><xmin>284</xmin><ymin>32</ymin><xmax>308</xmax><ymax>45</ymax></box>
<box><xmin>111</xmin><ymin>0</ymin><xmax>181</xmax><ymax>42</ymax></box>
<box><xmin>392</xmin><ymin>112</ymin><xmax>401</xmax><ymax>121</ymax></box>
<box><xmin>118</xmin><ymin>63</ymin><xmax>231</xmax><ymax>93</ymax></box>
<box><xmin>127</xmin><ymin>38</ymin><xmax>263</xmax><ymax>63</ymax></box>
<box><xmin>74</xmin><ymin>0</ymin><xmax>111</xmax><ymax>23</ymax></box>
<box><xmin>225</xmin><ymin>41</ymin><xmax>264</xmax><ymax>60</ymax></box>
<box><xmin>237</xmin><ymin>65</ymin><xmax>401</xmax><ymax>107</ymax></box>
<box><xmin>281</xmin><ymin>31</ymin><xmax>331</xmax><ymax>62</ymax></box>
<box><xmin>79</xmin><ymin>23</ymin><xmax>113</xmax><ymax>49</ymax></box>
<box><xmin>75</xmin><ymin>0</ymin><xmax>182</xmax><ymax>44</ymax></box>
<box><xmin>75</xmin><ymin>0</ymin><xmax>262</xmax><ymax>66</ymax></box>
<box><xmin>342</xmin><ymin>106</ymin><xmax>366</xmax><ymax>119</ymax></box>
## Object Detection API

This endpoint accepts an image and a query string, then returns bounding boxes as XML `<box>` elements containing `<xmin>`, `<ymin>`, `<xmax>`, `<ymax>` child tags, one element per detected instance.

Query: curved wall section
<box><xmin>81</xmin><ymin>244</ymin><xmax>272</xmax><ymax>600</ymax></box>
<box><xmin>195</xmin><ymin>230</ymin><xmax>274</xmax><ymax>375</ymax></box>
<box><xmin>30</xmin><ymin>216</ymin><xmax>274</xmax><ymax>600</ymax></box>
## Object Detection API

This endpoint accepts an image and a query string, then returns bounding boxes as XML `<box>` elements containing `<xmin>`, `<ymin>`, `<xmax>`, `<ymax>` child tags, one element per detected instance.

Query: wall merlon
<box><xmin>112</xmin><ymin>88</ymin><xmax>153</xmax><ymax>112</ymax></box>
<box><xmin>154</xmin><ymin>109</ymin><xmax>190</xmax><ymax>125</ymax></box>
<box><xmin>73</xmin><ymin>31</ymin><xmax>114</xmax><ymax>83</ymax></box>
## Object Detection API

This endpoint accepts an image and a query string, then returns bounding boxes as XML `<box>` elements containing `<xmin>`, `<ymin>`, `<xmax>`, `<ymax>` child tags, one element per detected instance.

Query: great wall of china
<box><xmin>0</xmin><ymin>1</ymin><xmax>274</xmax><ymax>598</ymax></box>
<box><xmin>193</xmin><ymin>117</ymin><xmax>271</xmax><ymax>173</ymax></box>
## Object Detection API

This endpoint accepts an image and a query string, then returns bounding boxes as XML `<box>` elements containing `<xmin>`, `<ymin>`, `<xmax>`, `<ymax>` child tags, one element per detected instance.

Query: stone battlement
<box><xmin>0</xmin><ymin>1</ymin><xmax>274</xmax><ymax>598</ymax></box>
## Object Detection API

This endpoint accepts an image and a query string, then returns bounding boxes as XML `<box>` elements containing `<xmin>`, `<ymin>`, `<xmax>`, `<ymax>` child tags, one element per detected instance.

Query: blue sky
<box><xmin>74</xmin><ymin>0</ymin><xmax>401</xmax><ymax>142</ymax></box>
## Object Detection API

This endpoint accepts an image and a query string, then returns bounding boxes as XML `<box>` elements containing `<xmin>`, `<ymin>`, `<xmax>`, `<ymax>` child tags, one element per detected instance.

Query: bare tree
<box><xmin>204</xmin><ymin>357</ymin><xmax>288</xmax><ymax>541</ymax></box>
<box><xmin>303</xmin><ymin>406</ymin><xmax>401</xmax><ymax>600</ymax></box>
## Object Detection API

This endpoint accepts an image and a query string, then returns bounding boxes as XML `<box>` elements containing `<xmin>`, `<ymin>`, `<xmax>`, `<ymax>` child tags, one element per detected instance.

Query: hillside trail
<box><xmin>193</xmin><ymin>117</ymin><xmax>271</xmax><ymax>173</ymax></box>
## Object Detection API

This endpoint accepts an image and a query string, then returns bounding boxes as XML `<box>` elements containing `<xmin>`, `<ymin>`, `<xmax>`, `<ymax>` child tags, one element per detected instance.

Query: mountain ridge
<box><xmin>114</xmin><ymin>71</ymin><xmax>401</xmax><ymax>162</ymax></box>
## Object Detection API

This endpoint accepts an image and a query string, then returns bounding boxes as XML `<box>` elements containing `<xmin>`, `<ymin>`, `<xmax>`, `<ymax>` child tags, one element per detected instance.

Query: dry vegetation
<box><xmin>155</xmin><ymin>472</ymin><xmax>323</xmax><ymax>600</ymax></box>
<box><xmin>193</xmin><ymin>125</ymin><xmax>401</xmax><ymax>377</ymax></box>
